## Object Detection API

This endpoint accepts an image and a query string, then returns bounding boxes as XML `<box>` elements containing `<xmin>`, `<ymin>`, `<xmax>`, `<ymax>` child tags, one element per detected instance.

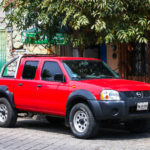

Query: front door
<box><xmin>37</xmin><ymin>61</ymin><xmax>69</xmax><ymax>116</ymax></box>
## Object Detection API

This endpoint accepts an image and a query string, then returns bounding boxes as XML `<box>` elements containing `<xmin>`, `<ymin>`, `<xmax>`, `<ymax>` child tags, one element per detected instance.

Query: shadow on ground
<box><xmin>16</xmin><ymin>118</ymin><xmax>70</xmax><ymax>135</ymax></box>
<box><xmin>16</xmin><ymin>118</ymin><xmax>150</xmax><ymax>140</ymax></box>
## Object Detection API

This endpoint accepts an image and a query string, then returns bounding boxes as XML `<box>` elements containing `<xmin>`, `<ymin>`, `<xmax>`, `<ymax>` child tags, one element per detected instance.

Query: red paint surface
<box><xmin>1</xmin><ymin>56</ymin><xmax>150</xmax><ymax>116</ymax></box>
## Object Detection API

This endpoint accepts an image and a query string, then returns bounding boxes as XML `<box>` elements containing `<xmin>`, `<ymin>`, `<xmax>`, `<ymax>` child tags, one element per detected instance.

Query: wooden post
<box><xmin>148</xmin><ymin>39</ymin><xmax>150</xmax><ymax>83</ymax></box>
<box><xmin>78</xmin><ymin>46</ymin><xmax>84</xmax><ymax>57</ymax></box>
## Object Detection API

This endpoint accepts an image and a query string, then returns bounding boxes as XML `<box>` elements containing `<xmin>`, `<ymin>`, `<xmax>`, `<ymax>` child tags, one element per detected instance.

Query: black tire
<box><xmin>69</xmin><ymin>103</ymin><xmax>99</xmax><ymax>139</ymax></box>
<box><xmin>125</xmin><ymin>119</ymin><xmax>149</xmax><ymax>133</ymax></box>
<box><xmin>0</xmin><ymin>97</ymin><xmax>17</xmax><ymax>127</ymax></box>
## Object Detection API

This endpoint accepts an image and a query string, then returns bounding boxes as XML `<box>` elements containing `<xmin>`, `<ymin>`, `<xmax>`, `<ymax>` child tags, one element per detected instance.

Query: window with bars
<box><xmin>129</xmin><ymin>43</ymin><xmax>148</xmax><ymax>76</ymax></box>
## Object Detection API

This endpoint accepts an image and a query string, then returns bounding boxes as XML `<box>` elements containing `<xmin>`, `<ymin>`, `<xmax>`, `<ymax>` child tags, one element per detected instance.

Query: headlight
<box><xmin>100</xmin><ymin>90</ymin><xmax>120</xmax><ymax>100</ymax></box>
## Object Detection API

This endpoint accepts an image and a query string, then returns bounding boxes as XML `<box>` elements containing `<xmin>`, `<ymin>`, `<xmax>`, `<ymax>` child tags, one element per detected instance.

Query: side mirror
<box><xmin>54</xmin><ymin>74</ymin><xmax>65</xmax><ymax>82</ymax></box>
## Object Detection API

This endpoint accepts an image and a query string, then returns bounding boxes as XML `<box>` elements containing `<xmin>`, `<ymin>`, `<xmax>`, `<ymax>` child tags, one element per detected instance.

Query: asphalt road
<box><xmin>0</xmin><ymin>118</ymin><xmax>150</xmax><ymax>150</ymax></box>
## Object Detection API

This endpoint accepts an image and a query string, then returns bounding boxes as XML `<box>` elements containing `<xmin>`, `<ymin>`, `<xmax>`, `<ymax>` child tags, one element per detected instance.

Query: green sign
<box><xmin>21</xmin><ymin>28</ymin><xmax>68</xmax><ymax>45</ymax></box>
<box><xmin>51</xmin><ymin>33</ymin><xmax>68</xmax><ymax>45</ymax></box>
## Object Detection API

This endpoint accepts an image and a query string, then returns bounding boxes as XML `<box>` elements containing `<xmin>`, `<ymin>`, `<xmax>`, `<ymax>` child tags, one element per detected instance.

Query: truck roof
<box><xmin>22</xmin><ymin>54</ymin><xmax>100</xmax><ymax>61</ymax></box>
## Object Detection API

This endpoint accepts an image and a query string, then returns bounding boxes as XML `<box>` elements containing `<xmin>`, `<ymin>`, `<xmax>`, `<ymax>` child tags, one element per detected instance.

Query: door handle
<box><xmin>18</xmin><ymin>83</ymin><xmax>23</xmax><ymax>86</ymax></box>
<box><xmin>37</xmin><ymin>85</ymin><xmax>42</xmax><ymax>88</ymax></box>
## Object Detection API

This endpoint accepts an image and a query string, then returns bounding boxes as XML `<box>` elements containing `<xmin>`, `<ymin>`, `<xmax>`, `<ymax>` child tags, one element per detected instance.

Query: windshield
<box><xmin>63</xmin><ymin>60</ymin><xmax>120</xmax><ymax>81</ymax></box>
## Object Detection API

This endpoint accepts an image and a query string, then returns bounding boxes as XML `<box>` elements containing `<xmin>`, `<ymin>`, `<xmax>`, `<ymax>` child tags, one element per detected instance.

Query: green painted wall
<box><xmin>0</xmin><ymin>30</ymin><xmax>6</xmax><ymax>73</ymax></box>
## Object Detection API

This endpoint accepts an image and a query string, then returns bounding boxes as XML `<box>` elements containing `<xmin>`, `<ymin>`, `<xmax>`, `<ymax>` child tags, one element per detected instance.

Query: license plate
<box><xmin>137</xmin><ymin>102</ymin><xmax>148</xmax><ymax>111</ymax></box>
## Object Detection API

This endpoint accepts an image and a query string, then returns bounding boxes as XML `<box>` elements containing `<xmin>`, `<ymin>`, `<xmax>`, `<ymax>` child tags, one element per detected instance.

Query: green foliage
<box><xmin>1</xmin><ymin>0</ymin><xmax>150</xmax><ymax>48</ymax></box>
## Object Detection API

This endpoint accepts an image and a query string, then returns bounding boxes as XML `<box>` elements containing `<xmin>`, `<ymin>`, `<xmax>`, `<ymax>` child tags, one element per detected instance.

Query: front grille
<box><xmin>143</xmin><ymin>91</ymin><xmax>150</xmax><ymax>97</ymax></box>
<box><xmin>123</xmin><ymin>91</ymin><xmax>150</xmax><ymax>99</ymax></box>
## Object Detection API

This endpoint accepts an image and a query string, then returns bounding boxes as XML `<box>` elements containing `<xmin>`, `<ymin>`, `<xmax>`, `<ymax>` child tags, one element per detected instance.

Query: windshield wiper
<box><xmin>96</xmin><ymin>75</ymin><xmax>115</xmax><ymax>79</ymax></box>
<box><xmin>72</xmin><ymin>77</ymin><xmax>81</xmax><ymax>81</ymax></box>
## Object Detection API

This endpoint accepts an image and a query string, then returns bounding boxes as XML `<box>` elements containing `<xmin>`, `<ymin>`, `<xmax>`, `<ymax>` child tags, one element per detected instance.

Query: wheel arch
<box><xmin>65</xmin><ymin>89</ymin><xmax>97</xmax><ymax>126</ymax></box>
<box><xmin>0</xmin><ymin>86</ymin><xmax>15</xmax><ymax>108</ymax></box>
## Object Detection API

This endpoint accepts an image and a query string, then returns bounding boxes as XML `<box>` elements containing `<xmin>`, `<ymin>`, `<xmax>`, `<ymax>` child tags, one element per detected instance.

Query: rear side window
<box><xmin>22</xmin><ymin>61</ymin><xmax>39</xmax><ymax>80</ymax></box>
<box><xmin>2</xmin><ymin>57</ymin><xmax>19</xmax><ymax>78</ymax></box>
<box><xmin>41</xmin><ymin>61</ymin><xmax>62</xmax><ymax>81</ymax></box>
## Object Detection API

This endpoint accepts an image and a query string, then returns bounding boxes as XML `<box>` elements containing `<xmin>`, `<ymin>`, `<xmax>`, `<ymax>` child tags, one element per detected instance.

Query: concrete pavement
<box><xmin>0</xmin><ymin>118</ymin><xmax>150</xmax><ymax>150</ymax></box>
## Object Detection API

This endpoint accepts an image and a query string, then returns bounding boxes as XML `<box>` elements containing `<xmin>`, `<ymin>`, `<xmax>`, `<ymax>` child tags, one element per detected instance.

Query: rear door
<box><xmin>14</xmin><ymin>59</ymin><xmax>40</xmax><ymax>110</ymax></box>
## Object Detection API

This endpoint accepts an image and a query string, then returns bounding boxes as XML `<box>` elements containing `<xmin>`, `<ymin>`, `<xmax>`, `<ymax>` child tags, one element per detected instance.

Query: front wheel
<box><xmin>69</xmin><ymin>103</ymin><xmax>99</xmax><ymax>139</ymax></box>
<box><xmin>0</xmin><ymin>98</ymin><xmax>17</xmax><ymax>127</ymax></box>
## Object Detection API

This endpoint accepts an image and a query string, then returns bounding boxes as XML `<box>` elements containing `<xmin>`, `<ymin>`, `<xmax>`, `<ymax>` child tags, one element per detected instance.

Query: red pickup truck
<box><xmin>0</xmin><ymin>54</ymin><xmax>150</xmax><ymax>138</ymax></box>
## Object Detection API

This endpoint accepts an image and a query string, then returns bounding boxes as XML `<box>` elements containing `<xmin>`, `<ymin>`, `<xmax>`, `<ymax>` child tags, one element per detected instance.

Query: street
<box><xmin>0</xmin><ymin>118</ymin><xmax>150</xmax><ymax>150</ymax></box>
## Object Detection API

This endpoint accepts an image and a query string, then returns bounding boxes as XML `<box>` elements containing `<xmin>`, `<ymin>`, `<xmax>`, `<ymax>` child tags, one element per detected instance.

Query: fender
<box><xmin>67</xmin><ymin>89</ymin><xmax>97</xmax><ymax>102</ymax></box>
<box><xmin>0</xmin><ymin>86</ymin><xmax>15</xmax><ymax>108</ymax></box>
<box><xmin>65</xmin><ymin>89</ymin><xmax>103</xmax><ymax>125</ymax></box>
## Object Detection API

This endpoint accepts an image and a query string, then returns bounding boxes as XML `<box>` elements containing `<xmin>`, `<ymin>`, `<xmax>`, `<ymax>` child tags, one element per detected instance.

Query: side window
<box><xmin>41</xmin><ymin>61</ymin><xmax>62</xmax><ymax>81</ymax></box>
<box><xmin>2</xmin><ymin>57</ymin><xmax>19</xmax><ymax>78</ymax></box>
<box><xmin>22</xmin><ymin>61</ymin><xmax>39</xmax><ymax>80</ymax></box>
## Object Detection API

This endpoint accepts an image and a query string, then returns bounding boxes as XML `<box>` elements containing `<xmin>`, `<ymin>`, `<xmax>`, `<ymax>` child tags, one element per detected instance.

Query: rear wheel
<box><xmin>125</xmin><ymin>119</ymin><xmax>149</xmax><ymax>133</ymax></box>
<box><xmin>69</xmin><ymin>103</ymin><xmax>99</xmax><ymax>139</ymax></box>
<box><xmin>0</xmin><ymin>98</ymin><xmax>17</xmax><ymax>127</ymax></box>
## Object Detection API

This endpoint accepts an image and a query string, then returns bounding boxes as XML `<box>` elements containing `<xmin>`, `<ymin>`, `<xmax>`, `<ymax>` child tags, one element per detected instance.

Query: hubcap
<box><xmin>73</xmin><ymin>110</ymin><xmax>89</xmax><ymax>133</ymax></box>
<box><xmin>0</xmin><ymin>104</ymin><xmax>8</xmax><ymax>123</ymax></box>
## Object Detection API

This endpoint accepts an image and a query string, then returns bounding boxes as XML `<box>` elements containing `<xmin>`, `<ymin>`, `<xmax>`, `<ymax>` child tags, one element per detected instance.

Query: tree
<box><xmin>1</xmin><ymin>0</ymin><xmax>150</xmax><ymax>56</ymax></box>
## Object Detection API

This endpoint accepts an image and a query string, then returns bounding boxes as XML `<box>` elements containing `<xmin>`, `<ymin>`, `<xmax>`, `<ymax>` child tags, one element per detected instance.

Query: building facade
<box><xmin>0</xmin><ymin>5</ymin><xmax>7</xmax><ymax>72</ymax></box>
<box><xmin>107</xmin><ymin>43</ymin><xmax>150</xmax><ymax>83</ymax></box>
<box><xmin>0</xmin><ymin>7</ymin><xmax>60</xmax><ymax>72</ymax></box>
<box><xmin>1</xmin><ymin>3</ymin><xmax>150</xmax><ymax>83</ymax></box>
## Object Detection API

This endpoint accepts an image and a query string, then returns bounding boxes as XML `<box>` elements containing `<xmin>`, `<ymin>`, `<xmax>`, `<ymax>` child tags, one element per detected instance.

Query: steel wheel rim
<box><xmin>73</xmin><ymin>110</ymin><xmax>89</xmax><ymax>133</ymax></box>
<box><xmin>0</xmin><ymin>104</ymin><xmax>8</xmax><ymax>123</ymax></box>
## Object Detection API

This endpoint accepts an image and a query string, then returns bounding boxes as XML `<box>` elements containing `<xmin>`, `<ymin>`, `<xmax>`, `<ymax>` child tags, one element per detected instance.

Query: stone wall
<box><xmin>5</xmin><ymin>27</ymin><xmax>60</xmax><ymax>75</ymax></box>
<box><xmin>0</xmin><ymin>6</ymin><xmax>6</xmax><ymax>29</ymax></box>
<box><xmin>6</xmin><ymin>27</ymin><xmax>59</xmax><ymax>61</ymax></box>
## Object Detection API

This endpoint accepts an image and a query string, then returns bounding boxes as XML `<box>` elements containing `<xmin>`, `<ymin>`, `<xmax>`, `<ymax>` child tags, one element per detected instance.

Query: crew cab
<box><xmin>0</xmin><ymin>54</ymin><xmax>150</xmax><ymax>138</ymax></box>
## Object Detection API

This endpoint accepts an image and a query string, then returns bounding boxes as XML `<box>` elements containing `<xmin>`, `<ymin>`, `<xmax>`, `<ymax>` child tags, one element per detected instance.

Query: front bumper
<box><xmin>88</xmin><ymin>99</ymin><xmax>150</xmax><ymax>121</ymax></box>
